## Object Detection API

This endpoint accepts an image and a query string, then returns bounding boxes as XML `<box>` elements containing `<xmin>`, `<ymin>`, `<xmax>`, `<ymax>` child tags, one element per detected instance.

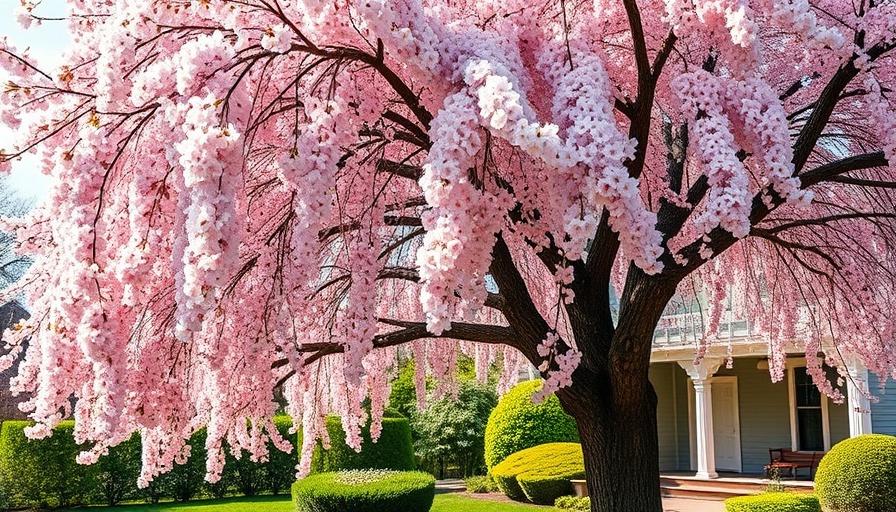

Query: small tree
<box><xmin>412</xmin><ymin>382</ymin><xmax>497</xmax><ymax>478</ymax></box>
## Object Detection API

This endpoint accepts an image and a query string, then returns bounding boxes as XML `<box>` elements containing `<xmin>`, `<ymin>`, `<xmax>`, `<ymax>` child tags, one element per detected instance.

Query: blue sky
<box><xmin>1</xmin><ymin>0</ymin><xmax>71</xmax><ymax>200</ymax></box>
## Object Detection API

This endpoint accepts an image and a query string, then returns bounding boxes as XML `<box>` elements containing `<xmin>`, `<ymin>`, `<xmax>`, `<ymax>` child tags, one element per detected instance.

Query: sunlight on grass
<box><xmin>59</xmin><ymin>493</ymin><xmax>550</xmax><ymax>512</ymax></box>
<box><xmin>432</xmin><ymin>494</ymin><xmax>551</xmax><ymax>511</ymax></box>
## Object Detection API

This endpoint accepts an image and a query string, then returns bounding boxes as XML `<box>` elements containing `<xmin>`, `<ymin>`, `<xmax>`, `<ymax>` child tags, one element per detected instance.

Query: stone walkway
<box><xmin>435</xmin><ymin>480</ymin><xmax>726</xmax><ymax>511</ymax></box>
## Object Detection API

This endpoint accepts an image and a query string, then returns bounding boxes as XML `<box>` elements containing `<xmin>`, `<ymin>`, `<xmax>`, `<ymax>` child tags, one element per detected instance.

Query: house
<box><xmin>0</xmin><ymin>301</ymin><xmax>30</xmax><ymax>420</ymax></box>
<box><xmin>648</xmin><ymin>310</ymin><xmax>893</xmax><ymax>477</ymax></box>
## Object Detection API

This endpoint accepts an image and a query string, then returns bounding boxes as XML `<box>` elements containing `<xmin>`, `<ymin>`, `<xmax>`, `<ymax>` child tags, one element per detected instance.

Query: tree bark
<box><xmin>560</xmin><ymin>375</ymin><xmax>662</xmax><ymax>512</ymax></box>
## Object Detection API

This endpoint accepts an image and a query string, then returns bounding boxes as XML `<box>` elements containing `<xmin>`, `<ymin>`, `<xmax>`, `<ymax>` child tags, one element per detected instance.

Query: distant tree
<box><xmin>412</xmin><ymin>381</ymin><xmax>497</xmax><ymax>478</ymax></box>
<box><xmin>0</xmin><ymin>176</ymin><xmax>32</xmax><ymax>289</ymax></box>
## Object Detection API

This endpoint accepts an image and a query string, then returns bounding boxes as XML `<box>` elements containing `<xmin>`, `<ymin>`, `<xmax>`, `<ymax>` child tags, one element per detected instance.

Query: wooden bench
<box><xmin>766</xmin><ymin>448</ymin><xmax>823</xmax><ymax>479</ymax></box>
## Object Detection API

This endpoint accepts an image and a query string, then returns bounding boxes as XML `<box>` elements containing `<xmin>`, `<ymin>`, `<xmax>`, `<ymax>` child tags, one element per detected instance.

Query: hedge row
<box><xmin>0</xmin><ymin>417</ymin><xmax>296</xmax><ymax>509</ymax></box>
<box><xmin>308</xmin><ymin>413</ymin><xmax>415</xmax><ymax>474</ymax></box>
<box><xmin>724</xmin><ymin>493</ymin><xmax>820</xmax><ymax>512</ymax></box>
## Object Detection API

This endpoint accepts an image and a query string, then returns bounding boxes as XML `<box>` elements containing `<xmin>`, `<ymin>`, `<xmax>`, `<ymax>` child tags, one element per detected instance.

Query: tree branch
<box><xmin>799</xmin><ymin>151</ymin><xmax>888</xmax><ymax>187</ymax></box>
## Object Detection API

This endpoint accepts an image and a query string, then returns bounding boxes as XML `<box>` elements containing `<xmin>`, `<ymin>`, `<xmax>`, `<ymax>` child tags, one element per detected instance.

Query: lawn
<box><xmin>58</xmin><ymin>493</ymin><xmax>550</xmax><ymax>512</ymax></box>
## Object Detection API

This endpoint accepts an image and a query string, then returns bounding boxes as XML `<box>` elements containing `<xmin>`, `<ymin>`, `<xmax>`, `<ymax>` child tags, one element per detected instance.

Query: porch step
<box><xmin>660</xmin><ymin>476</ymin><xmax>814</xmax><ymax>500</ymax></box>
<box><xmin>660</xmin><ymin>484</ymin><xmax>747</xmax><ymax>500</ymax></box>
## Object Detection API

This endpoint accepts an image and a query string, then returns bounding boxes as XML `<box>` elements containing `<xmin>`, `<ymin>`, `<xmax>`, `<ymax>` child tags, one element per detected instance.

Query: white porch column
<box><xmin>679</xmin><ymin>358</ymin><xmax>723</xmax><ymax>479</ymax></box>
<box><xmin>846</xmin><ymin>356</ymin><xmax>873</xmax><ymax>437</ymax></box>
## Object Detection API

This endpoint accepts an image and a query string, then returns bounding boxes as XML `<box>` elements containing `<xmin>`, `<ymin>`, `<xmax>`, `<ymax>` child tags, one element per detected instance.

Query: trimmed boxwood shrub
<box><xmin>292</xmin><ymin>469</ymin><xmax>435</xmax><ymax>512</ymax></box>
<box><xmin>484</xmin><ymin>380</ymin><xmax>578</xmax><ymax>468</ymax></box>
<box><xmin>310</xmin><ymin>414</ymin><xmax>415</xmax><ymax>473</ymax></box>
<box><xmin>490</xmin><ymin>442</ymin><xmax>584</xmax><ymax>504</ymax></box>
<box><xmin>815</xmin><ymin>434</ymin><xmax>896</xmax><ymax>512</ymax></box>
<box><xmin>724</xmin><ymin>492</ymin><xmax>820</xmax><ymax>512</ymax></box>
<box><xmin>555</xmin><ymin>495</ymin><xmax>590</xmax><ymax>511</ymax></box>
<box><xmin>0</xmin><ymin>420</ymin><xmax>98</xmax><ymax>509</ymax></box>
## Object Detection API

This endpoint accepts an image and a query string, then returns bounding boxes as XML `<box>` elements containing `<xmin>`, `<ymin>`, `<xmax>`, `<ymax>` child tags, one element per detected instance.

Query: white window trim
<box><xmin>787</xmin><ymin>364</ymin><xmax>831</xmax><ymax>452</ymax></box>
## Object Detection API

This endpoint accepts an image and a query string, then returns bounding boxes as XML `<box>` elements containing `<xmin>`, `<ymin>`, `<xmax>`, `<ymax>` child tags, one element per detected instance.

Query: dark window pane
<box><xmin>798</xmin><ymin>408</ymin><xmax>824</xmax><ymax>451</ymax></box>
<box><xmin>795</xmin><ymin>367</ymin><xmax>821</xmax><ymax>407</ymax></box>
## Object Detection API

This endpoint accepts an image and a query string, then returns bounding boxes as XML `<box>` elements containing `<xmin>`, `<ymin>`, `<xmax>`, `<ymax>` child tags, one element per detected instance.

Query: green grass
<box><xmin>58</xmin><ymin>493</ymin><xmax>549</xmax><ymax>512</ymax></box>
<box><xmin>60</xmin><ymin>495</ymin><xmax>293</xmax><ymax>512</ymax></box>
<box><xmin>431</xmin><ymin>494</ymin><xmax>550</xmax><ymax>511</ymax></box>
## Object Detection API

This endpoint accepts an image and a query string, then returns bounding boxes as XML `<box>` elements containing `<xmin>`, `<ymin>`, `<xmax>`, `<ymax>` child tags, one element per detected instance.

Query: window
<box><xmin>793</xmin><ymin>367</ymin><xmax>824</xmax><ymax>451</ymax></box>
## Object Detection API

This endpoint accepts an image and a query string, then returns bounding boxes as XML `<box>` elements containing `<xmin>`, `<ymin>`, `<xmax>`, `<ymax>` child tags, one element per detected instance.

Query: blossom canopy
<box><xmin>0</xmin><ymin>0</ymin><xmax>894</xmax><ymax>502</ymax></box>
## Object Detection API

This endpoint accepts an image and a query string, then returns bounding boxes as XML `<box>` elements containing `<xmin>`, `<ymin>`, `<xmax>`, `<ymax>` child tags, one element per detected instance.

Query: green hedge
<box><xmin>292</xmin><ymin>470</ymin><xmax>434</xmax><ymax>512</ymax></box>
<box><xmin>484</xmin><ymin>380</ymin><xmax>578</xmax><ymax>468</ymax></box>
<box><xmin>0</xmin><ymin>417</ymin><xmax>298</xmax><ymax>507</ymax></box>
<box><xmin>310</xmin><ymin>414</ymin><xmax>415</xmax><ymax>473</ymax></box>
<box><xmin>815</xmin><ymin>434</ymin><xmax>896</xmax><ymax>512</ymax></box>
<box><xmin>0</xmin><ymin>420</ymin><xmax>98</xmax><ymax>509</ymax></box>
<box><xmin>724</xmin><ymin>492</ymin><xmax>820</xmax><ymax>512</ymax></box>
<box><xmin>490</xmin><ymin>442</ymin><xmax>584</xmax><ymax>504</ymax></box>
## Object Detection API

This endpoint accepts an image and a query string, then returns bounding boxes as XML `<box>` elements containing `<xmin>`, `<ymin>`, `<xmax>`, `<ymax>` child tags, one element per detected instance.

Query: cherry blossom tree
<box><xmin>1</xmin><ymin>1</ymin><xmax>895</xmax><ymax>510</ymax></box>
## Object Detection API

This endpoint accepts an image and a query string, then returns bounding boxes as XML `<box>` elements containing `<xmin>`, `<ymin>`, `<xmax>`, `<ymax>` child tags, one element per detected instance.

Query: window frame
<box><xmin>787</xmin><ymin>363</ymin><xmax>830</xmax><ymax>452</ymax></box>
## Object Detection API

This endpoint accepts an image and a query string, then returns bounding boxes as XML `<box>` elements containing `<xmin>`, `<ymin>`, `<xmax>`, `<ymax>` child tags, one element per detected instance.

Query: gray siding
<box><xmin>871</xmin><ymin>376</ymin><xmax>896</xmax><ymax>435</ymax></box>
<box><xmin>828</xmin><ymin>399</ymin><xmax>850</xmax><ymax>446</ymax></box>
<box><xmin>649</xmin><ymin>363</ymin><xmax>679</xmax><ymax>471</ymax></box>
<box><xmin>674</xmin><ymin>365</ymin><xmax>691</xmax><ymax>470</ymax></box>
<box><xmin>714</xmin><ymin>358</ymin><xmax>792</xmax><ymax>474</ymax></box>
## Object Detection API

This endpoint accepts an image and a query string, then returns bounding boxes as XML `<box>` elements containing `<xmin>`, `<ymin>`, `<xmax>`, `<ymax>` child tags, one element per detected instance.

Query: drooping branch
<box><xmin>273</xmin><ymin>320</ymin><xmax>515</xmax><ymax>373</ymax></box>
<box><xmin>798</xmin><ymin>151</ymin><xmax>888</xmax><ymax>187</ymax></box>
<box><xmin>749</xmin><ymin>227</ymin><xmax>841</xmax><ymax>271</ymax></box>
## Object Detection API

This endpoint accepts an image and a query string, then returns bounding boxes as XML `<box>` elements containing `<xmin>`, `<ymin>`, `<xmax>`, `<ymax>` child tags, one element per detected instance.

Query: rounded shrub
<box><xmin>814</xmin><ymin>434</ymin><xmax>896</xmax><ymax>512</ymax></box>
<box><xmin>724</xmin><ymin>492</ymin><xmax>820</xmax><ymax>512</ymax></box>
<box><xmin>555</xmin><ymin>495</ymin><xmax>591</xmax><ymax>511</ymax></box>
<box><xmin>490</xmin><ymin>442</ymin><xmax>584</xmax><ymax>504</ymax></box>
<box><xmin>310</xmin><ymin>414</ymin><xmax>415</xmax><ymax>473</ymax></box>
<box><xmin>291</xmin><ymin>469</ymin><xmax>435</xmax><ymax>512</ymax></box>
<box><xmin>484</xmin><ymin>380</ymin><xmax>578</xmax><ymax>469</ymax></box>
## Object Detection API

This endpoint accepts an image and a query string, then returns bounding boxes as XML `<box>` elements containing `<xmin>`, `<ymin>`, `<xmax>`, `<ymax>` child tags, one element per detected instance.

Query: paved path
<box><xmin>436</xmin><ymin>480</ymin><xmax>726</xmax><ymax>511</ymax></box>
<box><xmin>663</xmin><ymin>497</ymin><xmax>726</xmax><ymax>512</ymax></box>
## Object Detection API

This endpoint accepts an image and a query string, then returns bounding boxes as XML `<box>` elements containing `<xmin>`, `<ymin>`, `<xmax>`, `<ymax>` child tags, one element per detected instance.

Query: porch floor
<box><xmin>660</xmin><ymin>471</ymin><xmax>814</xmax><ymax>500</ymax></box>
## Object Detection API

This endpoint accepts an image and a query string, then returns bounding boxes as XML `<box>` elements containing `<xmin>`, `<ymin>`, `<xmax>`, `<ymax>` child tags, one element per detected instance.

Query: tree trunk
<box><xmin>561</xmin><ymin>378</ymin><xmax>662</xmax><ymax>512</ymax></box>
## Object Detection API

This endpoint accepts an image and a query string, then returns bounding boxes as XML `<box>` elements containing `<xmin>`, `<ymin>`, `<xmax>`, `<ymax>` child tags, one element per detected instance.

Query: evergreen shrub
<box><xmin>310</xmin><ymin>414</ymin><xmax>415</xmax><ymax>473</ymax></box>
<box><xmin>0</xmin><ymin>420</ymin><xmax>98</xmax><ymax>509</ymax></box>
<box><xmin>724</xmin><ymin>492</ymin><xmax>820</xmax><ymax>512</ymax></box>
<box><xmin>94</xmin><ymin>432</ymin><xmax>141</xmax><ymax>505</ymax></box>
<box><xmin>490</xmin><ymin>442</ymin><xmax>584</xmax><ymax>504</ymax></box>
<box><xmin>413</xmin><ymin>381</ymin><xmax>497</xmax><ymax>477</ymax></box>
<box><xmin>464</xmin><ymin>474</ymin><xmax>498</xmax><ymax>493</ymax></box>
<box><xmin>555</xmin><ymin>495</ymin><xmax>591</xmax><ymax>511</ymax></box>
<box><xmin>291</xmin><ymin>469</ymin><xmax>434</xmax><ymax>512</ymax></box>
<box><xmin>814</xmin><ymin>434</ymin><xmax>896</xmax><ymax>512</ymax></box>
<box><xmin>484</xmin><ymin>379</ymin><xmax>578</xmax><ymax>468</ymax></box>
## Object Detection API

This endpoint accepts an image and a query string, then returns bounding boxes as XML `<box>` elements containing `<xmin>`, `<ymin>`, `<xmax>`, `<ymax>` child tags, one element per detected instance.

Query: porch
<box><xmin>648</xmin><ymin>347</ymin><xmax>874</xmax><ymax>479</ymax></box>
